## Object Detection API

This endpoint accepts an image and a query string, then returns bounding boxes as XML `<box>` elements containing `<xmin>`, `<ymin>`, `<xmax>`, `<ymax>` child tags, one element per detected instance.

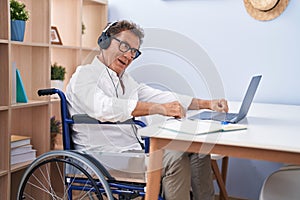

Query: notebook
<box><xmin>189</xmin><ymin>75</ymin><xmax>262</xmax><ymax>123</ymax></box>
<box><xmin>159</xmin><ymin>119</ymin><xmax>247</xmax><ymax>135</ymax></box>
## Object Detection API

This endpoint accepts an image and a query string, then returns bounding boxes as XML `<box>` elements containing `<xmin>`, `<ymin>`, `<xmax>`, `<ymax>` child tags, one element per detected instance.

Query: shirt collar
<box><xmin>93</xmin><ymin>55</ymin><xmax>119</xmax><ymax>77</ymax></box>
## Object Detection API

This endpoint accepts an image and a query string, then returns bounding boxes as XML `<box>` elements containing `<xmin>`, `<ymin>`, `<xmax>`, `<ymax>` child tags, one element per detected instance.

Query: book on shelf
<box><xmin>159</xmin><ymin>119</ymin><xmax>247</xmax><ymax>135</ymax></box>
<box><xmin>11</xmin><ymin>135</ymin><xmax>36</xmax><ymax>165</ymax></box>
<box><xmin>11</xmin><ymin>149</ymin><xmax>36</xmax><ymax>165</ymax></box>
<box><xmin>16</xmin><ymin>68</ymin><xmax>28</xmax><ymax>103</ymax></box>
<box><xmin>11</xmin><ymin>135</ymin><xmax>31</xmax><ymax>148</ymax></box>
<box><xmin>11</xmin><ymin>144</ymin><xmax>33</xmax><ymax>155</ymax></box>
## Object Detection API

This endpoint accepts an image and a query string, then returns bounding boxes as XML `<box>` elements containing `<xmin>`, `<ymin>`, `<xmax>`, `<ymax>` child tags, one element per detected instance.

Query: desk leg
<box><xmin>145</xmin><ymin>138</ymin><xmax>164</xmax><ymax>200</ymax></box>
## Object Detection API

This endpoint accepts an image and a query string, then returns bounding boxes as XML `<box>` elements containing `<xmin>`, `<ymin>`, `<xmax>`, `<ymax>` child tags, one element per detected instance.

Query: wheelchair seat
<box><xmin>86</xmin><ymin>150</ymin><xmax>147</xmax><ymax>183</ymax></box>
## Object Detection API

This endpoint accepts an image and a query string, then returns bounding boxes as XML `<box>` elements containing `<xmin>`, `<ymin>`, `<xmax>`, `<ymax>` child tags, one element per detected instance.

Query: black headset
<box><xmin>97</xmin><ymin>21</ymin><xmax>118</xmax><ymax>49</ymax></box>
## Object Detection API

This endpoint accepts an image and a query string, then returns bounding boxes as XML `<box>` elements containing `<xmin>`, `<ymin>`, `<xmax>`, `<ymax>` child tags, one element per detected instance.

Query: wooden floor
<box><xmin>120</xmin><ymin>195</ymin><xmax>247</xmax><ymax>200</ymax></box>
<box><xmin>103</xmin><ymin>192</ymin><xmax>248</xmax><ymax>200</ymax></box>
<box><xmin>215</xmin><ymin>195</ymin><xmax>248</xmax><ymax>200</ymax></box>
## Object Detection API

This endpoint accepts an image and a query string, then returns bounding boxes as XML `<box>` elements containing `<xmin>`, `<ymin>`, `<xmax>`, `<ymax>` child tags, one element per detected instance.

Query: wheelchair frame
<box><xmin>17</xmin><ymin>88</ymin><xmax>162</xmax><ymax>200</ymax></box>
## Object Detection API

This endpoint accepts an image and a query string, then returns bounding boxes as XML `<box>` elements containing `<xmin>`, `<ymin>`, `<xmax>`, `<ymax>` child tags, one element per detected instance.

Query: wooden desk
<box><xmin>139</xmin><ymin>102</ymin><xmax>300</xmax><ymax>200</ymax></box>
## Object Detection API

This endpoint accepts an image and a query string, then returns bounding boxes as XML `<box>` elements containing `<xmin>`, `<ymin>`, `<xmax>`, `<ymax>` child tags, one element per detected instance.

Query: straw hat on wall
<box><xmin>244</xmin><ymin>0</ymin><xmax>290</xmax><ymax>21</ymax></box>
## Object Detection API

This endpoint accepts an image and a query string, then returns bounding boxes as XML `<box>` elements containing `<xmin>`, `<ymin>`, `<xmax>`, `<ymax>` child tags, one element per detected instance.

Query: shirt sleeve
<box><xmin>137</xmin><ymin>83</ymin><xmax>193</xmax><ymax>110</ymax></box>
<box><xmin>91</xmin><ymin>87</ymin><xmax>138</xmax><ymax>122</ymax></box>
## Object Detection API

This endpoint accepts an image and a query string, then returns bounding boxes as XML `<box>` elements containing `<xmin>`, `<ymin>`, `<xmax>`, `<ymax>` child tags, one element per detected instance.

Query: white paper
<box><xmin>160</xmin><ymin>119</ymin><xmax>246</xmax><ymax>135</ymax></box>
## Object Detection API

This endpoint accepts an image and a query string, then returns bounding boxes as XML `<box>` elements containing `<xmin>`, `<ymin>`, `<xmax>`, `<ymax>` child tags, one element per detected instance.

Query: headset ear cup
<box><xmin>98</xmin><ymin>33</ymin><xmax>111</xmax><ymax>49</ymax></box>
<box><xmin>98</xmin><ymin>21</ymin><xmax>117</xmax><ymax>49</ymax></box>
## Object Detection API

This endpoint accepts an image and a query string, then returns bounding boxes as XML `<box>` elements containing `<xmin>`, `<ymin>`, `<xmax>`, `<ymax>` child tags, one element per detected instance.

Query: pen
<box><xmin>221</xmin><ymin>121</ymin><xmax>229</xmax><ymax>125</ymax></box>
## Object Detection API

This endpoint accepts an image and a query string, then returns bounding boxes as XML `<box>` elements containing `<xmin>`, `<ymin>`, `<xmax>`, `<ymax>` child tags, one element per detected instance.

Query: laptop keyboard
<box><xmin>212</xmin><ymin>112</ymin><xmax>237</xmax><ymax>121</ymax></box>
<box><xmin>190</xmin><ymin>111</ymin><xmax>239</xmax><ymax>122</ymax></box>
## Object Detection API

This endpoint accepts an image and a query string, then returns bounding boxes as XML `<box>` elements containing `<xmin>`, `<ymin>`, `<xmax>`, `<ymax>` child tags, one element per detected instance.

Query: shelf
<box><xmin>10</xmin><ymin>41</ymin><xmax>50</xmax><ymax>48</ymax></box>
<box><xmin>10</xmin><ymin>161</ymin><xmax>33</xmax><ymax>173</ymax></box>
<box><xmin>10</xmin><ymin>100</ymin><xmax>49</xmax><ymax>109</ymax></box>
<box><xmin>0</xmin><ymin>175</ymin><xmax>8</xmax><ymax>200</ymax></box>
<box><xmin>51</xmin><ymin>48</ymin><xmax>81</xmax><ymax>89</ymax></box>
<box><xmin>82</xmin><ymin>1</ymin><xmax>107</xmax><ymax>48</ymax></box>
<box><xmin>0</xmin><ymin>106</ymin><xmax>9</xmax><ymax>111</ymax></box>
<box><xmin>0</xmin><ymin>0</ymin><xmax>8</xmax><ymax>40</ymax></box>
<box><xmin>0</xmin><ymin>39</ymin><xmax>8</xmax><ymax>44</ymax></box>
<box><xmin>84</xmin><ymin>0</ymin><xmax>108</xmax><ymax>5</ymax></box>
<box><xmin>81</xmin><ymin>46</ymin><xmax>100</xmax><ymax>51</ymax></box>
<box><xmin>50</xmin><ymin>44</ymin><xmax>81</xmax><ymax>50</ymax></box>
<box><xmin>10</xmin><ymin>106</ymin><xmax>50</xmax><ymax>157</ymax></box>
<box><xmin>11</xmin><ymin>45</ymin><xmax>50</xmax><ymax>101</ymax></box>
<box><xmin>0</xmin><ymin>110</ymin><xmax>8</xmax><ymax>177</ymax></box>
<box><xmin>0</xmin><ymin>170</ymin><xmax>8</xmax><ymax>177</ymax></box>
<box><xmin>50</xmin><ymin>98</ymin><xmax>61</xmax><ymax>103</ymax></box>
<box><xmin>51</xmin><ymin>0</ymin><xmax>81</xmax><ymax>47</ymax></box>
<box><xmin>0</xmin><ymin>43</ymin><xmax>9</xmax><ymax>106</ymax></box>
<box><xmin>18</xmin><ymin>0</ymin><xmax>50</xmax><ymax>44</ymax></box>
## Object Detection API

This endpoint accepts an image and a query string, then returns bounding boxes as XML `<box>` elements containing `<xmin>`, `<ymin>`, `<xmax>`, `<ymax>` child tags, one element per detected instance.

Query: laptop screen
<box><xmin>236</xmin><ymin>75</ymin><xmax>262</xmax><ymax>121</ymax></box>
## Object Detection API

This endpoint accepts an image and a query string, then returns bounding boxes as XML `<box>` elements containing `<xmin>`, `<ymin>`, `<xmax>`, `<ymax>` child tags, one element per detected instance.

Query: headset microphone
<box><xmin>98</xmin><ymin>21</ymin><xmax>118</xmax><ymax>49</ymax></box>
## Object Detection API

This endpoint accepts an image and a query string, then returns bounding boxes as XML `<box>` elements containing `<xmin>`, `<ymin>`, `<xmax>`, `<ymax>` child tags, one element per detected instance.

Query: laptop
<box><xmin>189</xmin><ymin>75</ymin><xmax>262</xmax><ymax>123</ymax></box>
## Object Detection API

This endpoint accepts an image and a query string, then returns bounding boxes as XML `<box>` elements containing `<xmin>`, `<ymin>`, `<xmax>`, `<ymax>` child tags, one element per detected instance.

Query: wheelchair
<box><xmin>17</xmin><ymin>88</ymin><xmax>163</xmax><ymax>200</ymax></box>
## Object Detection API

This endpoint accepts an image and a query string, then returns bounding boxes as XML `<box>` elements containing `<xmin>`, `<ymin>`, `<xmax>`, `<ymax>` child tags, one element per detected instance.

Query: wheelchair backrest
<box><xmin>38</xmin><ymin>88</ymin><xmax>74</xmax><ymax>150</ymax></box>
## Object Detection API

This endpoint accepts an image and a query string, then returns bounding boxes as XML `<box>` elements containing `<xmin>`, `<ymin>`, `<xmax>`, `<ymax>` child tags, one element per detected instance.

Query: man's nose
<box><xmin>124</xmin><ymin>50</ymin><xmax>135</xmax><ymax>60</ymax></box>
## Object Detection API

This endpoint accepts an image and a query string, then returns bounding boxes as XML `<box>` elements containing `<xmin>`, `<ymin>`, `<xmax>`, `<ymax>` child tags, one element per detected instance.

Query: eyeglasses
<box><xmin>112</xmin><ymin>37</ymin><xmax>141</xmax><ymax>59</ymax></box>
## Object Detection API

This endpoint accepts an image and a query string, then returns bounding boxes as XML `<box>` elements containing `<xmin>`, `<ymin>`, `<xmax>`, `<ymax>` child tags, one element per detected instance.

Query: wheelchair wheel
<box><xmin>17</xmin><ymin>150</ymin><xmax>114</xmax><ymax>200</ymax></box>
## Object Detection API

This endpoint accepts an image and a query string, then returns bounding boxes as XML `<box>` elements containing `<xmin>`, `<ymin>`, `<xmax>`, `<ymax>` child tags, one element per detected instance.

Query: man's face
<box><xmin>104</xmin><ymin>30</ymin><xmax>140</xmax><ymax>76</ymax></box>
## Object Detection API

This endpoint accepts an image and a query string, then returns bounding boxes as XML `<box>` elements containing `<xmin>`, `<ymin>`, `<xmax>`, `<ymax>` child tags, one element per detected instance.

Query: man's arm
<box><xmin>131</xmin><ymin>98</ymin><xmax>228</xmax><ymax>119</ymax></box>
<box><xmin>131</xmin><ymin>101</ymin><xmax>185</xmax><ymax>118</ymax></box>
<box><xmin>188</xmin><ymin>98</ymin><xmax>228</xmax><ymax>112</ymax></box>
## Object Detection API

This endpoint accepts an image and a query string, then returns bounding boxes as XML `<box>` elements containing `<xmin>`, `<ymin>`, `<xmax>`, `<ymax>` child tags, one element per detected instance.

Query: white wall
<box><xmin>108</xmin><ymin>0</ymin><xmax>300</xmax><ymax>199</ymax></box>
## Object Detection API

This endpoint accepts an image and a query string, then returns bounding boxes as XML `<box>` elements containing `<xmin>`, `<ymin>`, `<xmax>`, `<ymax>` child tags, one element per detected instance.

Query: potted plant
<box><xmin>50</xmin><ymin>116</ymin><xmax>62</xmax><ymax>149</ymax></box>
<box><xmin>82</xmin><ymin>22</ymin><xmax>86</xmax><ymax>35</ymax></box>
<box><xmin>10</xmin><ymin>0</ymin><xmax>30</xmax><ymax>41</ymax></box>
<box><xmin>51</xmin><ymin>62</ymin><xmax>66</xmax><ymax>97</ymax></box>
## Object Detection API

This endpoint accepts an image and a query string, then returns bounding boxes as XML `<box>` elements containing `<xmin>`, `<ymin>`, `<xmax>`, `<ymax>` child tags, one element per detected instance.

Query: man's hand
<box><xmin>159</xmin><ymin>101</ymin><xmax>186</xmax><ymax>118</ymax></box>
<box><xmin>210</xmin><ymin>99</ymin><xmax>228</xmax><ymax>112</ymax></box>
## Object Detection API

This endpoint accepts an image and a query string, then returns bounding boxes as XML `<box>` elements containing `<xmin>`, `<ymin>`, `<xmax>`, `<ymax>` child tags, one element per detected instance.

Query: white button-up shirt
<box><xmin>66</xmin><ymin>56</ymin><xmax>193</xmax><ymax>152</ymax></box>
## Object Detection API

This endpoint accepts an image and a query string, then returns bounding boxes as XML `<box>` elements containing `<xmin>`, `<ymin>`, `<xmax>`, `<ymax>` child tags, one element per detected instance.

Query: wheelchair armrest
<box><xmin>72</xmin><ymin>114</ymin><xmax>146</xmax><ymax>126</ymax></box>
<box><xmin>72</xmin><ymin>114</ymin><xmax>109</xmax><ymax>124</ymax></box>
<box><xmin>142</xmin><ymin>137</ymin><xmax>150</xmax><ymax>154</ymax></box>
